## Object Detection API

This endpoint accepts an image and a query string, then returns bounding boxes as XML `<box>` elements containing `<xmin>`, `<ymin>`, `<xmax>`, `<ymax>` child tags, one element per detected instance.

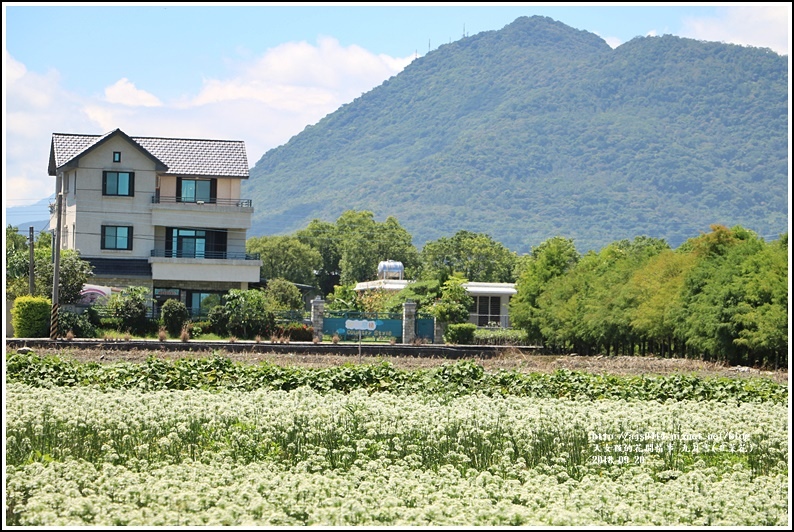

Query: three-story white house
<box><xmin>48</xmin><ymin>128</ymin><xmax>262</xmax><ymax>316</ymax></box>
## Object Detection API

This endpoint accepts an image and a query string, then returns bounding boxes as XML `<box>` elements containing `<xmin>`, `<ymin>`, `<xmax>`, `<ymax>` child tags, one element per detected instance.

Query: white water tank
<box><xmin>377</xmin><ymin>260</ymin><xmax>404</xmax><ymax>280</ymax></box>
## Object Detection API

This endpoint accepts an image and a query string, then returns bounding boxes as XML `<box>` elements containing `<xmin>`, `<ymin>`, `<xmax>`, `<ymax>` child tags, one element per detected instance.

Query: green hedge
<box><xmin>444</xmin><ymin>323</ymin><xmax>477</xmax><ymax>344</ymax></box>
<box><xmin>473</xmin><ymin>327</ymin><xmax>529</xmax><ymax>346</ymax></box>
<box><xmin>11</xmin><ymin>296</ymin><xmax>51</xmax><ymax>338</ymax></box>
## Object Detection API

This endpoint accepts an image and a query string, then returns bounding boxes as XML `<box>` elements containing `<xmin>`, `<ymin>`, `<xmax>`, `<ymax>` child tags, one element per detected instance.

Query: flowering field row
<box><xmin>5</xmin><ymin>382</ymin><xmax>788</xmax><ymax>526</ymax></box>
<box><xmin>5</xmin><ymin>351</ymin><xmax>788</xmax><ymax>403</ymax></box>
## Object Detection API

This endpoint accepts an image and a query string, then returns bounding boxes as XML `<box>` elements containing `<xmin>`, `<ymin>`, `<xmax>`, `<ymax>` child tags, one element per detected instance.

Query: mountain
<box><xmin>243</xmin><ymin>16</ymin><xmax>788</xmax><ymax>253</ymax></box>
<box><xmin>4</xmin><ymin>196</ymin><xmax>53</xmax><ymax>233</ymax></box>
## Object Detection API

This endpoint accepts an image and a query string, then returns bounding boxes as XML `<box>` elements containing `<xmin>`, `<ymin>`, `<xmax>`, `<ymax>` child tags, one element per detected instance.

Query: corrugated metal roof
<box><xmin>49</xmin><ymin>129</ymin><xmax>248</xmax><ymax>178</ymax></box>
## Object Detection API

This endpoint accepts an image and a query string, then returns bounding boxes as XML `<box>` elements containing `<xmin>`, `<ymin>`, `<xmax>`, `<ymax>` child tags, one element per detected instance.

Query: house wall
<box><xmin>150</xmin><ymin>260</ymin><xmax>260</xmax><ymax>283</ymax></box>
<box><xmin>157</xmin><ymin>175</ymin><xmax>241</xmax><ymax>202</ymax></box>
<box><xmin>64</xmin><ymin>136</ymin><xmax>158</xmax><ymax>259</ymax></box>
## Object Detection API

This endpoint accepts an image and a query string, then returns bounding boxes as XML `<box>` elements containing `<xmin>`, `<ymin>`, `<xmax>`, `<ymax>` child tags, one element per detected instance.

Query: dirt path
<box><xmin>12</xmin><ymin>345</ymin><xmax>788</xmax><ymax>384</ymax></box>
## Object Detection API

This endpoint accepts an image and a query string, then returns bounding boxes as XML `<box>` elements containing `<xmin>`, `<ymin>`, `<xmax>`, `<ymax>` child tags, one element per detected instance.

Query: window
<box><xmin>165</xmin><ymin>227</ymin><xmax>227</xmax><ymax>258</ymax></box>
<box><xmin>103</xmin><ymin>171</ymin><xmax>134</xmax><ymax>196</ymax></box>
<box><xmin>186</xmin><ymin>291</ymin><xmax>222</xmax><ymax>317</ymax></box>
<box><xmin>474</xmin><ymin>296</ymin><xmax>502</xmax><ymax>326</ymax></box>
<box><xmin>178</xmin><ymin>177</ymin><xmax>215</xmax><ymax>203</ymax></box>
<box><xmin>101</xmin><ymin>225</ymin><xmax>133</xmax><ymax>250</ymax></box>
<box><xmin>113</xmin><ymin>151</ymin><xmax>121</xmax><ymax>163</ymax></box>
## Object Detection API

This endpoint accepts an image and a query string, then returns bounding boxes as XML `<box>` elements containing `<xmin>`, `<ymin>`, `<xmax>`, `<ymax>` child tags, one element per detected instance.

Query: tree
<box><xmin>325</xmin><ymin>284</ymin><xmax>363</xmax><ymax>312</ymax></box>
<box><xmin>262</xmin><ymin>278</ymin><xmax>304</xmax><ymax>311</ymax></box>
<box><xmin>382</xmin><ymin>279</ymin><xmax>442</xmax><ymax>313</ymax></box>
<box><xmin>246</xmin><ymin>235</ymin><xmax>321</xmax><ymax>286</ymax></box>
<box><xmin>334</xmin><ymin>210</ymin><xmax>420</xmax><ymax>286</ymax></box>
<box><xmin>729</xmin><ymin>234</ymin><xmax>788</xmax><ymax>368</ymax></box>
<box><xmin>35</xmin><ymin>249</ymin><xmax>95</xmax><ymax>304</ymax></box>
<box><xmin>6</xmin><ymin>224</ymin><xmax>28</xmax><ymax>257</ymax></box>
<box><xmin>419</xmin><ymin>230</ymin><xmax>517</xmax><ymax>283</ymax></box>
<box><xmin>510</xmin><ymin>236</ymin><xmax>579</xmax><ymax>343</ymax></box>
<box><xmin>296</xmin><ymin>219</ymin><xmax>341</xmax><ymax>296</ymax></box>
<box><xmin>624</xmin><ymin>249</ymin><xmax>696</xmax><ymax>356</ymax></box>
<box><xmin>5</xmin><ymin>227</ymin><xmax>93</xmax><ymax>304</ymax></box>
<box><xmin>375</xmin><ymin>216</ymin><xmax>421</xmax><ymax>278</ymax></box>
<box><xmin>674</xmin><ymin>226</ymin><xmax>787</xmax><ymax>367</ymax></box>
<box><xmin>429</xmin><ymin>275</ymin><xmax>473</xmax><ymax>325</ymax></box>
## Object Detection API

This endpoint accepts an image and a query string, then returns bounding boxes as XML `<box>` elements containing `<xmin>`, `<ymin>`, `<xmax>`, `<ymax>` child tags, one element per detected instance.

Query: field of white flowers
<box><xmin>5</xmin><ymin>378</ymin><xmax>789</xmax><ymax>526</ymax></box>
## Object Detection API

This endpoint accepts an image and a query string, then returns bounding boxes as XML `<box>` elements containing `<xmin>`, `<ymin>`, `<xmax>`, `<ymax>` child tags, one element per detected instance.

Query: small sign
<box><xmin>154</xmin><ymin>288</ymin><xmax>180</xmax><ymax>297</ymax></box>
<box><xmin>345</xmin><ymin>319</ymin><xmax>377</xmax><ymax>331</ymax></box>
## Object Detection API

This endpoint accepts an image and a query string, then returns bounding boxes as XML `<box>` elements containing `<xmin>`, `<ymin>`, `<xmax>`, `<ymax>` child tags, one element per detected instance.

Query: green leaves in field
<box><xmin>5</xmin><ymin>351</ymin><xmax>786</xmax><ymax>404</ymax></box>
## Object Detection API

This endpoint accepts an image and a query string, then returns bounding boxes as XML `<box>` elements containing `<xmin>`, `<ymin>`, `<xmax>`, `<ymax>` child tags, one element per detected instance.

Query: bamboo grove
<box><xmin>509</xmin><ymin>225</ymin><xmax>787</xmax><ymax>369</ymax></box>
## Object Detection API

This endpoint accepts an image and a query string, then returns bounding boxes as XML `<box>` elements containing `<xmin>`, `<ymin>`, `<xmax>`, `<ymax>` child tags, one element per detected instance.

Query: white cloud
<box><xmin>192</xmin><ymin>36</ymin><xmax>412</xmax><ymax>109</ymax></box>
<box><xmin>3</xmin><ymin>54</ymin><xmax>97</xmax><ymax>209</ymax></box>
<box><xmin>3</xmin><ymin>40</ymin><xmax>413</xmax><ymax>209</ymax></box>
<box><xmin>681</xmin><ymin>5</ymin><xmax>791</xmax><ymax>55</ymax></box>
<box><xmin>104</xmin><ymin>78</ymin><xmax>163</xmax><ymax>107</ymax></box>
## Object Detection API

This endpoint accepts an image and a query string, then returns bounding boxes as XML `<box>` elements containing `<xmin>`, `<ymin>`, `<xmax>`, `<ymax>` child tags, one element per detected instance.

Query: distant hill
<box><xmin>4</xmin><ymin>196</ymin><xmax>52</xmax><ymax>234</ymax></box>
<box><xmin>244</xmin><ymin>16</ymin><xmax>788</xmax><ymax>253</ymax></box>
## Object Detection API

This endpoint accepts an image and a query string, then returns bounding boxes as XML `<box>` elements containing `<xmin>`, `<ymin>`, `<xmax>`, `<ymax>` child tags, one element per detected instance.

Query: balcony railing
<box><xmin>152</xmin><ymin>195</ymin><xmax>252</xmax><ymax>207</ymax></box>
<box><xmin>150</xmin><ymin>249</ymin><xmax>260</xmax><ymax>260</ymax></box>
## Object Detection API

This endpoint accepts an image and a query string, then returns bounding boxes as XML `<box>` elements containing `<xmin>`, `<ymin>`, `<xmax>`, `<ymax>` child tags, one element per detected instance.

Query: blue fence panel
<box><xmin>323</xmin><ymin>316</ymin><xmax>403</xmax><ymax>342</ymax></box>
<box><xmin>416</xmin><ymin>318</ymin><xmax>435</xmax><ymax>342</ymax></box>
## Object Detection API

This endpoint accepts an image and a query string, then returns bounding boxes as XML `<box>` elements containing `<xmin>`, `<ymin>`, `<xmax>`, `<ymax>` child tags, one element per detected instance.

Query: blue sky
<box><xmin>2</xmin><ymin>2</ymin><xmax>791</xmax><ymax>217</ymax></box>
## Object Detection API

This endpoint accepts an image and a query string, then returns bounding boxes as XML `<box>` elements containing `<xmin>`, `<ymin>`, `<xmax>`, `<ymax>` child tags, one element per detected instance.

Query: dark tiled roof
<box><xmin>49</xmin><ymin>129</ymin><xmax>248</xmax><ymax>178</ymax></box>
<box><xmin>49</xmin><ymin>131</ymin><xmax>116</xmax><ymax>173</ymax></box>
<box><xmin>87</xmin><ymin>258</ymin><xmax>152</xmax><ymax>278</ymax></box>
<box><xmin>135</xmin><ymin>136</ymin><xmax>248</xmax><ymax>177</ymax></box>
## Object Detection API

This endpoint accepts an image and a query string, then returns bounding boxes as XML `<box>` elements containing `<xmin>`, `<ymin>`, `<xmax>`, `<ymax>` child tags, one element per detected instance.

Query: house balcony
<box><xmin>150</xmin><ymin>195</ymin><xmax>254</xmax><ymax>230</ymax></box>
<box><xmin>149</xmin><ymin>249</ymin><xmax>262</xmax><ymax>283</ymax></box>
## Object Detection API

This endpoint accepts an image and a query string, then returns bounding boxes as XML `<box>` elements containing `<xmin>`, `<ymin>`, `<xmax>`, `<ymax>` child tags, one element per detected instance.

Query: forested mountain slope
<box><xmin>244</xmin><ymin>16</ymin><xmax>788</xmax><ymax>252</ymax></box>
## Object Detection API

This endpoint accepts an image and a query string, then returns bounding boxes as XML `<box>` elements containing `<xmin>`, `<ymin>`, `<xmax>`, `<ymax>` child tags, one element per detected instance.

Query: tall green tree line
<box><xmin>510</xmin><ymin>225</ymin><xmax>788</xmax><ymax>368</ymax></box>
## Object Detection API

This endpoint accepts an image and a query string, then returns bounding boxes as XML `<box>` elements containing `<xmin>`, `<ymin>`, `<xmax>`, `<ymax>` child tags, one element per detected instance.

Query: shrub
<box><xmin>276</xmin><ymin>322</ymin><xmax>314</xmax><ymax>342</ymax></box>
<box><xmin>107</xmin><ymin>286</ymin><xmax>150</xmax><ymax>335</ymax></box>
<box><xmin>208</xmin><ymin>305</ymin><xmax>229</xmax><ymax>336</ymax></box>
<box><xmin>186</xmin><ymin>323</ymin><xmax>204</xmax><ymax>338</ymax></box>
<box><xmin>190</xmin><ymin>320</ymin><xmax>211</xmax><ymax>335</ymax></box>
<box><xmin>223</xmin><ymin>289</ymin><xmax>276</xmax><ymax>339</ymax></box>
<box><xmin>160</xmin><ymin>299</ymin><xmax>190</xmax><ymax>337</ymax></box>
<box><xmin>83</xmin><ymin>306</ymin><xmax>101</xmax><ymax>327</ymax></box>
<box><xmin>57</xmin><ymin>309</ymin><xmax>98</xmax><ymax>339</ymax></box>
<box><xmin>99</xmin><ymin>317</ymin><xmax>122</xmax><ymax>331</ymax></box>
<box><xmin>473</xmin><ymin>327</ymin><xmax>529</xmax><ymax>346</ymax></box>
<box><xmin>444</xmin><ymin>323</ymin><xmax>477</xmax><ymax>345</ymax></box>
<box><xmin>11</xmin><ymin>296</ymin><xmax>51</xmax><ymax>338</ymax></box>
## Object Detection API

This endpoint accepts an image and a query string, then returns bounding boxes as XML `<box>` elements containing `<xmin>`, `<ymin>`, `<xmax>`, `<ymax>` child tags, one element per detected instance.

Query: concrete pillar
<box><xmin>434</xmin><ymin>318</ymin><xmax>445</xmax><ymax>344</ymax></box>
<box><xmin>402</xmin><ymin>300</ymin><xmax>417</xmax><ymax>344</ymax></box>
<box><xmin>311</xmin><ymin>296</ymin><xmax>324</xmax><ymax>342</ymax></box>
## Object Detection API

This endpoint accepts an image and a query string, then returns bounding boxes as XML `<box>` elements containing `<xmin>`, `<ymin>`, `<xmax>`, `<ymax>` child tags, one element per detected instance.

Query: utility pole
<box><xmin>28</xmin><ymin>226</ymin><xmax>35</xmax><ymax>295</ymax></box>
<box><xmin>50</xmin><ymin>185</ymin><xmax>63</xmax><ymax>340</ymax></box>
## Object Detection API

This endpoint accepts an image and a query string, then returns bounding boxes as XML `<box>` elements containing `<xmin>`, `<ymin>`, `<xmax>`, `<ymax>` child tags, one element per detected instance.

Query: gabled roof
<box><xmin>48</xmin><ymin>128</ymin><xmax>249</xmax><ymax>178</ymax></box>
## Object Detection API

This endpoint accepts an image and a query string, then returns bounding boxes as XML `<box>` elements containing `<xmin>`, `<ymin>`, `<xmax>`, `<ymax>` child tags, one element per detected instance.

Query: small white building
<box><xmin>354</xmin><ymin>273</ymin><xmax>517</xmax><ymax>328</ymax></box>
